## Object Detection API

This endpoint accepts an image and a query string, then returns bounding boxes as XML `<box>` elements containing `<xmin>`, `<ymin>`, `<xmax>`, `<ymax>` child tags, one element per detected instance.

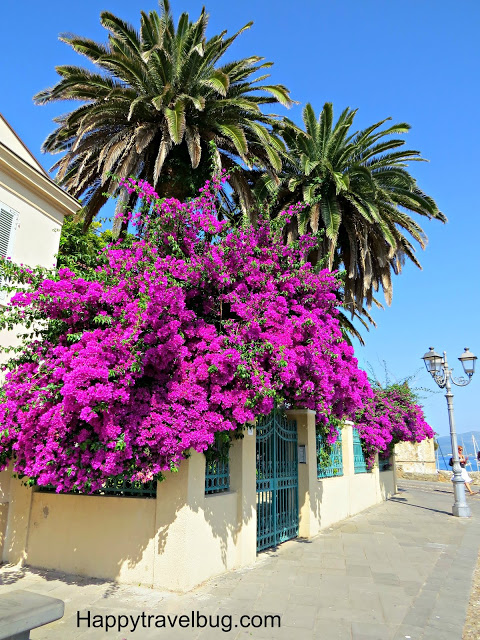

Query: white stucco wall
<box><xmin>1</xmin><ymin>440</ymin><xmax>257</xmax><ymax>592</ymax></box>
<box><xmin>0</xmin><ymin>122</ymin><xmax>79</xmax><ymax>362</ymax></box>
<box><xmin>0</xmin><ymin>120</ymin><xmax>80</xmax><ymax>555</ymax></box>
<box><xmin>0</xmin><ymin>167</ymin><xmax>64</xmax><ymax>269</ymax></box>
<box><xmin>290</xmin><ymin>412</ymin><xmax>396</xmax><ymax>538</ymax></box>
<box><xmin>0</xmin><ymin>117</ymin><xmax>46</xmax><ymax>174</ymax></box>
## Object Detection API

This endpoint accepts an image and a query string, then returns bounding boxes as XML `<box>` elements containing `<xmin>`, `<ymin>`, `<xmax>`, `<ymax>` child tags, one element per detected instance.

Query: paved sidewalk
<box><xmin>1</xmin><ymin>480</ymin><xmax>479</xmax><ymax>640</ymax></box>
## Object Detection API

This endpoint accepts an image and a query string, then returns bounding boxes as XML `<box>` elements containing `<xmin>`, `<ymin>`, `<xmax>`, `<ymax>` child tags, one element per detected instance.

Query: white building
<box><xmin>0</xmin><ymin>114</ymin><xmax>79</xmax><ymax>276</ymax></box>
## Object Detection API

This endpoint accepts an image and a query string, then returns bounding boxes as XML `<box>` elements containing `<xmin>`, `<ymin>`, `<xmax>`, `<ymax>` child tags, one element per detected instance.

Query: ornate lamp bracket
<box><xmin>431</xmin><ymin>370</ymin><xmax>447</xmax><ymax>388</ymax></box>
<box><xmin>450</xmin><ymin>373</ymin><xmax>472</xmax><ymax>388</ymax></box>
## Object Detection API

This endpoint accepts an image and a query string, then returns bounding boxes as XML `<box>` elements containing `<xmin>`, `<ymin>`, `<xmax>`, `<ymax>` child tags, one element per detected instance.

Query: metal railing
<box><xmin>205</xmin><ymin>457</ymin><xmax>230</xmax><ymax>494</ymax></box>
<box><xmin>36</xmin><ymin>476</ymin><xmax>157</xmax><ymax>498</ymax></box>
<box><xmin>379</xmin><ymin>454</ymin><xmax>392</xmax><ymax>471</ymax></box>
<box><xmin>317</xmin><ymin>431</ymin><xmax>343</xmax><ymax>478</ymax></box>
<box><xmin>353</xmin><ymin>428</ymin><xmax>368</xmax><ymax>474</ymax></box>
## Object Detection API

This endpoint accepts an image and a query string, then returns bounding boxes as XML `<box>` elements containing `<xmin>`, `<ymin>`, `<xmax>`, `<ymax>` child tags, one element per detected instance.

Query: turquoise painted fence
<box><xmin>317</xmin><ymin>431</ymin><xmax>343</xmax><ymax>478</ymax></box>
<box><xmin>256</xmin><ymin>410</ymin><xmax>298</xmax><ymax>552</ymax></box>
<box><xmin>37</xmin><ymin>476</ymin><xmax>157</xmax><ymax>498</ymax></box>
<box><xmin>205</xmin><ymin>458</ymin><xmax>230</xmax><ymax>494</ymax></box>
<box><xmin>353</xmin><ymin>428</ymin><xmax>368</xmax><ymax>474</ymax></box>
<box><xmin>379</xmin><ymin>453</ymin><xmax>391</xmax><ymax>471</ymax></box>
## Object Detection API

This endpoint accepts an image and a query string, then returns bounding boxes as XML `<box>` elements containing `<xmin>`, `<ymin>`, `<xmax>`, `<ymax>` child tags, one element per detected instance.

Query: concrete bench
<box><xmin>0</xmin><ymin>590</ymin><xmax>64</xmax><ymax>639</ymax></box>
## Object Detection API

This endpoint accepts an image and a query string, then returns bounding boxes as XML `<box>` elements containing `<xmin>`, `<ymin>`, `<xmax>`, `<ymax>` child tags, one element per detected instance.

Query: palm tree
<box><xmin>35</xmin><ymin>1</ymin><xmax>292</xmax><ymax>232</ymax></box>
<box><xmin>255</xmin><ymin>103</ymin><xmax>446</xmax><ymax>312</ymax></box>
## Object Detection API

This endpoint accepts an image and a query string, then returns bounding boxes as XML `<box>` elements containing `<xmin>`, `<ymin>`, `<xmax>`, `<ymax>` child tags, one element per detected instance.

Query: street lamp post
<box><xmin>422</xmin><ymin>347</ymin><xmax>477</xmax><ymax>518</ymax></box>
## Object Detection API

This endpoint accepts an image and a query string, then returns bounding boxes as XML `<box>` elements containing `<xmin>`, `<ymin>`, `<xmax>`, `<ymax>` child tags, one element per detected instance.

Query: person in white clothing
<box><xmin>453</xmin><ymin>446</ymin><xmax>475</xmax><ymax>495</ymax></box>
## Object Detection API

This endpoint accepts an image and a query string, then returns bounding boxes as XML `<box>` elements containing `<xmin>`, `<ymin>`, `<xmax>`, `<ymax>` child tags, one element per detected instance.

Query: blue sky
<box><xmin>1</xmin><ymin>0</ymin><xmax>479</xmax><ymax>437</ymax></box>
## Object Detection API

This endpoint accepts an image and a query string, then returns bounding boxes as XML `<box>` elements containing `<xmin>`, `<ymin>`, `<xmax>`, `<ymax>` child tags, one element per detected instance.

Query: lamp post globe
<box><xmin>458</xmin><ymin>348</ymin><xmax>477</xmax><ymax>377</ymax></box>
<box><xmin>422</xmin><ymin>347</ymin><xmax>443</xmax><ymax>376</ymax></box>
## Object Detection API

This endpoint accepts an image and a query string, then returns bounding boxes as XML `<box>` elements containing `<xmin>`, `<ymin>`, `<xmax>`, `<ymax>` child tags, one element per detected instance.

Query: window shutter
<box><xmin>0</xmin><ymin>203</ymin><xmax>18</xmax><ymax>302</ymax></box>
<box><xmin>0</xmin><ymin>207</ymin><xmax>15</xmax><ymax>258</ymax></box>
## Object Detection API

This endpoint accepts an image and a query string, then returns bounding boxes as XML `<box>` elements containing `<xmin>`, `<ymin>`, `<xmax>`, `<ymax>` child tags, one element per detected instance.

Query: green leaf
<box><xmin>216</xmin><ymin>124</ymin><xmax>248</xmax><ymax>156</ymax></box>
<box><xmin>300</xmin><ymin>155</ymin><xmax>320</xmax><ymax>176</ymax></box>
<box><xmin>66</xmin><ymin>332</ymin><xmax>83</xmax><ymax>343</ymax></box>
<box><xmin>127</xmin><ymin>96</ymin><xmax>145</xmax><ymax>121</ymax></box>
<box><xmin>188</xmin><ymin>96</ymin><xmax>206</xmax><ymax>111</ymax></box>
<box><xmin>258</xmin><ymin>85</ymin><xmax>293</xmax><ymax>107</ymax></box>
<box><xmin>164</xmin><ymin>101</ymin><xmax>186</xmax><ymax>144</ymax></box>
<box><xmin>264</xmin><ymin>145</ymin><xmax>282</xmax><ymax>172</ymax></box>
<box><xmin>302</xmin><ymin>182</ymin><xmax>319</xmax><ymax>203</ymax></box>
<box><xmin>202</xmin><ymin>70</ymin><xmax>230</xmax><ymax>96</ymax></box>
<box><xmin>332</xmin><ymin>171</ymin><xmax>348</xmax><ymax>194</ymax></box>
<box><xmin>320</xmin><ymin>197</ymin><xmax>342</xmax><ymax>241</ymax></box>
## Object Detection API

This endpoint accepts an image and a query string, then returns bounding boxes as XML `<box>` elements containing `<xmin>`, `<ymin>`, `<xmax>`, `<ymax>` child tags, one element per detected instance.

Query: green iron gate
<box><xmin>256</xmin><ymin>410</ymin><xmax>299</xmax><ymax>551</ymax></box>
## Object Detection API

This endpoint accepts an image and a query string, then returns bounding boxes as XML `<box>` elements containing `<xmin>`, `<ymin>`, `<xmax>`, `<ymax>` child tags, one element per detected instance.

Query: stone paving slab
<box><xmin>0</xmin><ymin>479</ymin><xmax>479</xmax><ymax>639</ymax></box>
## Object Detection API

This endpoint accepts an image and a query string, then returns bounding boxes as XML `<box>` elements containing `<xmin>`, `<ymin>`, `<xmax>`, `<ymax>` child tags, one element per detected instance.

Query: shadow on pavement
<box><xmin>0</xmin><ymin>562</ymin><xmax>114</xmax><ymax>591</ymax></box>
<box><xmin>389</xmin><ymin>496</ymin><xmax>452</xmax><ymax>516</ymax></box>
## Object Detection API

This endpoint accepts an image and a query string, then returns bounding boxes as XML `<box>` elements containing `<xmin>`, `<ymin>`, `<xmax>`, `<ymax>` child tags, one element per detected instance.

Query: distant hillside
<box><xmin>436</xmin><ymin>431</ymin><xmax>480</xmax><ymax>459</ymax></box>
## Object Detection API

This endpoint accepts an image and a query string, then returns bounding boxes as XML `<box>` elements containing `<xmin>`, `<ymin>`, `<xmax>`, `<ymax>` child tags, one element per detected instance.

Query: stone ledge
<box><xmin>0</xmin><ymin>589</ymin><xmax>64</xmax><ymax>638</ymax></box>
<box><xmin>397</xmin><ymin>470</ymin><xmax>480</xmax><ymax>485</ymax></box>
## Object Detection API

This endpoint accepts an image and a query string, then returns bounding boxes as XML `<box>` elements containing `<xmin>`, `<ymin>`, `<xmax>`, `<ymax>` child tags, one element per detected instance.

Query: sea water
<box><xmin>436</xmin><ymin>444</ymin><xmax>480</xmax><ymax>472</ymax></box>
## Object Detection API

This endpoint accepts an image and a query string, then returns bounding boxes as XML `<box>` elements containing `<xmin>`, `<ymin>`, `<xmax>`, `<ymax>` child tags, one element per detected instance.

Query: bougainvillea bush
<box><xmin>0</xmin><ymin>173</ymin><xmax>432</xmax><ymax>490</ymax></box>
<box><xmin>355</xmin><ymin>382</ymin><xmax>434</xmax><ymax>466</ymax></box>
